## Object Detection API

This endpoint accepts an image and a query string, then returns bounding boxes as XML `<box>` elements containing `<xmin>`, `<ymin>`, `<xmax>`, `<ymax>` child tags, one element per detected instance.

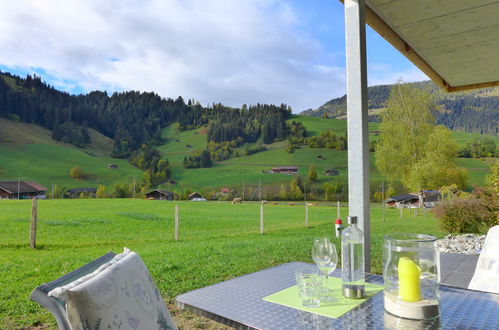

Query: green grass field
<box><xmin>0</xmin><ymin>116</ymin><xmax>495</xmax><ymax>193</ymax></box>
<box><xmin>450</xmin><ymin>130</ymin><xmax>499</xmax><ymax>148</ymax></box>
<box><xmin>0</xmin><ymin>199</ymin><xmax>445</xmax><ymax>329</ymax></box>
<box><xmin>0</xmin><ymin>119</ymin><xmax>143</xmax><ymax>188</ymax></box>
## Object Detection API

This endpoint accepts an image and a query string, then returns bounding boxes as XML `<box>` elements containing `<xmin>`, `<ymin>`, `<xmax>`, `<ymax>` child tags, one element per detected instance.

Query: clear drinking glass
<box><xmin>295</xmin><ymin>267</ymin><xmax>321</xmax><ymax>307</ymax></box>
<box><xmin>312</xmin><ymin>238</ymin><xmax>338</xmax><ymax>303</ymax></box>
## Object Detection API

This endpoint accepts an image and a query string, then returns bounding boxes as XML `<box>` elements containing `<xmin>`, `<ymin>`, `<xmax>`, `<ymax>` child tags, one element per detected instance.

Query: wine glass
<box><xmin>312</xmin><ymin>238</ymin><xmax>338</xmax><ymax>303</ymax></box>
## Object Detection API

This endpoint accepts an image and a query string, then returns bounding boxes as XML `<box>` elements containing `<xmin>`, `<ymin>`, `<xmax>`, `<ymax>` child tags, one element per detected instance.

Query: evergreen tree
<box><xmin>200</xmin><ymin>150</ymin><xmax>212</xmax><ymax>167</ymax></box>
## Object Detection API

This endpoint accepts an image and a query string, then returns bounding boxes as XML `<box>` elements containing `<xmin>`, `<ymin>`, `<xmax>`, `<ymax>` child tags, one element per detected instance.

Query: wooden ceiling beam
<box><xmin>340</xmin><ymin>0</ymin><xmax>499</xmax><ymax>93</ymax></box>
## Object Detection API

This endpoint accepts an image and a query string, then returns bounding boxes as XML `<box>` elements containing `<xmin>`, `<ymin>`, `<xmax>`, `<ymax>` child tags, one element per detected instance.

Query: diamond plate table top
<box><xmin>176</xmin><ymin>262</ymin><xmax>499</xmax><ymax>329</ymax></box>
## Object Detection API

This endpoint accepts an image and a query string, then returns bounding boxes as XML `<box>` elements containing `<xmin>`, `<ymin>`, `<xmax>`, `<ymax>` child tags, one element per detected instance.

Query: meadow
<box><xmin>0</xmin><ymin>199</ymin><xmax>445</xmax><ymax>329</ymax></box>
<box><xmin>0</xmin><ymin>115</ymin><xmax>495</xmax><ymax>194</ymax></box>
<box><xmin>0</xmin><ymin>118</ymin><xmax>143</xmax><ymax>189</ymax></box>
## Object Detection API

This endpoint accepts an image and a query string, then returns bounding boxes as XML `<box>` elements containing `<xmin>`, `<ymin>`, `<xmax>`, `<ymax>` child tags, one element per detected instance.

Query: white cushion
<box><xmin>468</xmin><ymin>226</ymin><xmax>499</xmax><ymax>294</ymax></box>
<box><xmin>49</xmin><ymin>248</ymin><xmax>177</xmax><ymax>330</ymax></box>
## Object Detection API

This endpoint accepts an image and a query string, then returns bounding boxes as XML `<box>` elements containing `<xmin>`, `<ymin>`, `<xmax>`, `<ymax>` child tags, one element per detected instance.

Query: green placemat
<box><xmin>263</xmin><ymin>277</ymin><xmax>383</xmax><ymax>319</ymax></box>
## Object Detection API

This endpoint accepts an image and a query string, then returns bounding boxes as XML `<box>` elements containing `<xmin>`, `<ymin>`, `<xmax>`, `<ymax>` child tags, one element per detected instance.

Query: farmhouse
<box><xmin>0</xmin><ymin>181</ymin><xmax>48</xmax><ymax>199</ymax></box>
<box><xmin>107</xmin><ymin>164</ymin><xmax>118</xmax><ymax>169</ymax></box>
<box><xmin>188</xmin><ymin>192</ymin><xmax>202</xmax><ymax>200</ymax></box>
<box><xmin>220</xmin><ymin>187</ymin><xmax>230</xmax><ymax>196</ymax></box>
<box><xmin>67</xmin><ymin>187</ymin><xmax>97</xmax><ymax>197</ymax></box>
<box><xmin>385</xmin><ymin>194</ymin><xmax>420</xmax><ymax>208</ymax></box>
<box><xmin>271</xmin><ymin>166</ymin><xmax>298</xmax><ymax>174</ymax></box>
<box><xmin>422</xmin><ymin>190</ymin><xmax>441</xmax><ymax>208</ymax></box>
<box><xmin>146</xmin><ymin>189</ymin><xmax>175</xmax><ymax>200</ymax></box>
<box><xmin>324</xmin><ymin>169</ymin><xmax>339</xmax><ymax>176</ymax></box>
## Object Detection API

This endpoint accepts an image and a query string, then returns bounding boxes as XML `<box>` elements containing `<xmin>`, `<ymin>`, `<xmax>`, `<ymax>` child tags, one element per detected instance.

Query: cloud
<box><xmin>368</xmin><ymin>63</ymin><xmax>429</xmax><ymax>86</ymax></box>
<box><xmin>0</xmin><ymin>0</ymin><xmax>347</xmax><ymax>112</ymax></box>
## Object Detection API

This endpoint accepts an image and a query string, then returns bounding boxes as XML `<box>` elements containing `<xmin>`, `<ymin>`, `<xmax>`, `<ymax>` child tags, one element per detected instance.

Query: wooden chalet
<box><xmin>146</xmin><ymin>189</ymin><xmax>175</xmax><ymax>201</ymax></box>
<box><xmin>385</xmin><ymin>194</ymin><xmax>419</xmax><ymax>208</ymax></box>
<box><xmin>422</xmin><ymin>190</ymin><xmax>441</xmax><ymax>208</ymax></box>
<box><xmin>271</xmin><ymin>166</ymin><xmax>298</xmax><ymax>174</ymax></box>
<box><xmin>67</xmin><ymin>187</ymin><xmax>97</xmax><ymax>197</ymax></box>
<box><xmin>324</xmin><ymin>169</ymin><xmax>339</xmax><ymax>176</ymax></box>
<box><xmin>0</xmin><ymin>181</ymin><xmax>48</xmax><ymax>199</ymax></box>
<box><xmin>188</xmin><ymin>192</ymin><xmax>202</xmax><ymax>200</ymax></box>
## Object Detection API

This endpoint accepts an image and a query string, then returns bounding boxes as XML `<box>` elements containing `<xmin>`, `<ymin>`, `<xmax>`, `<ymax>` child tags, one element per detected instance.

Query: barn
<box><xmin>271</xmin><ymin>166</ymin><xmax>298</xmax><ymax>174</ymax></box>
<box><xmin>188</xmin><ymin>192</ymin><xmax>202</xmax><ymax>200</ymax></box>
<box><xmin>0</xmin><ymin>181</ymin><xmax>48</xmax><ymax>199</ymax></box>
<box><xmin>145</xmin><ymin>189</ymin><xmax>175</xmax><ymax>200</ymax></box>
<box><xmin>385</xmin><ymin>194</ymin><xmax>420</xmax><ymax>208</ymax></box>
<box><xmin>67</xmin><ymin>187</ymin><xmax>97</xmax><ymax>197</ymax></box>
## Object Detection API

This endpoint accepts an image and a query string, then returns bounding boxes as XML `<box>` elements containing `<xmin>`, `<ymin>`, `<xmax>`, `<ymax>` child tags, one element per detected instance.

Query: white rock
<box><xmin>436</xmin><ymin>234</ymin><xmax>485</xmax><ymax>255</ymax></box>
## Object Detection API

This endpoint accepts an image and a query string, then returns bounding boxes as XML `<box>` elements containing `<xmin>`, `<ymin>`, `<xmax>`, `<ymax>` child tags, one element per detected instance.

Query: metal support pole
<box><xmin>345</xmin><ymin>0</ymin><xmax>370</xmax><ymax>272</ymax></box>
<box><xmin>260</xmin><ymin>205</ymin><xmax>264</xmax><ymax>234</ymax></box>
<box><xmin>175</xmin><ymin>204</ymin><xmax>179</xmax><ymax>241</ymax></box>
<box><xmin>382</xmin><ymin>181</ymin><xmax>385</xmax><ymax>221</ymax></box>
<box><xmin>305</xmin><ymin>202</ymin><xmax>309</xmax><ymax>228</ymax></box>
<box><xmin>258</xmin><ymin>180</ymin><xmax>262</xmax><ymax>202</ymax></box>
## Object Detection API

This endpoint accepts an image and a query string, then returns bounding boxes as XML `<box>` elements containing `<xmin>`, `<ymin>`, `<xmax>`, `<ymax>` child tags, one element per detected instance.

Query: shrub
<box><xmin>69</xmin><ymin>166</ymin><xmax>84</xmax><ymax>179</ymax></box>
<box><xmin>434</xmin><ymin>195</ymin><xmax>496</xmax><ymax>234</ymax></box>
<box><xmin>96</xmin><ymin>185</ymin><xmax>107</xmax><ymax>198</ymax></box>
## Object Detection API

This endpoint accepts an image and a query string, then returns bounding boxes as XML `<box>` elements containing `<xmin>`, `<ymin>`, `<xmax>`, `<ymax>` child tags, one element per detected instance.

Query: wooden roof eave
<box><xmin>0</xmin><ymin>187</ymin><xmax>13</xmax><ymax>194</ymax></box>
<box><xmin>340</xmin><ymin>0</ymin><xmax>499</xmax><ymax>93</ymax></box>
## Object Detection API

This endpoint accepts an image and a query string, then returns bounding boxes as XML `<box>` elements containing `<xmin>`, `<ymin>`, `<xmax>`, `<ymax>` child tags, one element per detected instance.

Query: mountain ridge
<box><xmin>301</xmin><ymin>81</ymin><xmax>499</xmax><ymax>135</ymax></box>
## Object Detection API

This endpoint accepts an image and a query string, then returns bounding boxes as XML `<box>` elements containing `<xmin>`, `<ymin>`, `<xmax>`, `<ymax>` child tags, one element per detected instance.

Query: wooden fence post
<box><xmin>305</xmin><ymin>202</ymin><xmax>309</xmax><ymax>228</ymax></box>
<box><xmin>337</xmin><ymin>201</ymin><xmax>341</xmax><ymax>219</ymax></box>
<box><xmin>175</xmin><ymin>204</ymin><xmax>179</xmax><ymax>241</ymax></box>
<box><xmin>260</xmin><ymin>204</ymin><xmax>264</xmax><ymax>234</ymax></box>
<box><xmin>30</xmin><ymin>198</ymin><xmax>38</xmax><ymax>249</ymax></box>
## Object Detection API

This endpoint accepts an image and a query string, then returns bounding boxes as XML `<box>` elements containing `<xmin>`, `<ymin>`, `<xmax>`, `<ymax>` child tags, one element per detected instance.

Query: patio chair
<box><xmin>468</xmin><ymin>225</ymin><xmax>499</xmax><ymax>294</ymax></box>
<box><xmin>30</xmin><ymin>248</ymin><xmax>177</xmax><ymax>330</ymax></box>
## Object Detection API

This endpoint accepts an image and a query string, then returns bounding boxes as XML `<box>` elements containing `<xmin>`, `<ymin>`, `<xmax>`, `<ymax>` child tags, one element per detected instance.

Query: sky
<box><xmin>0</xmin><ymin>0</ymin><xmax>428</xmax><ymax>112</ymax></box>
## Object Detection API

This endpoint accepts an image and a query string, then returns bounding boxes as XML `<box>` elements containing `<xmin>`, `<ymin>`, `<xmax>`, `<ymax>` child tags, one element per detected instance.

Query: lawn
<box><xmin>1</xmin><ymin>117</ymin><xmax>494</xmax><ymax>194</ymax></box>
<box><xmin>0</xmin><ymin>118</ymin><xmax>144</xmax><ymax>188</ymax></box>
<box><xmin>0</xmin><ymin>199</ymin><xmax>445</xmax><ymax>329</ymax></box>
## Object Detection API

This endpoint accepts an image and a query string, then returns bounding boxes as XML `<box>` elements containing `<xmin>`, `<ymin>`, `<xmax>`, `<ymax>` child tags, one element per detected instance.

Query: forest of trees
<box><xmin>302</xmin><ymin>80</ymin><xmax>499</xmax><ymax>135</ymax></box>
<box><xmin>206</xmin><ymin>103</ymin><xmax>292</xmax><ymax>144</ymax></box>
<box><xmin>286</xmin><ymin>130</ymin><xmax>347</xmax><ymax>153</ymax></box>
<box><xmin>0</xmin><ymin>71</ymin><xmax>293</xmax><ymax>174</ymax></box>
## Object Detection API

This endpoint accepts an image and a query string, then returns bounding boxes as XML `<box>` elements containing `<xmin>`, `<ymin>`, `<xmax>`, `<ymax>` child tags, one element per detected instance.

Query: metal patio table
<box><xmin>176</xmin><ymin>262</ymin><xmax>499</xmax><ymax>329</ymax></box>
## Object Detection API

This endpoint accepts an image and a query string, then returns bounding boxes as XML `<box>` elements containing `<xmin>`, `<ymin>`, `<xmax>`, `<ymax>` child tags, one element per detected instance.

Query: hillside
<box><xmin>156</xmin><ymin>115</ymin><xmax>496</xmax><ymax>195</ymax></box>
<box><xmin>0</xmin><ymin>118</ymin><xmax>143</xmax><ymax>188</ymax></box>
<box><xmin>0</xmin><ymin>70</ymin><xmax>496</xmax><ymax>195</ymax></box>
<box><xmin>0</xmin><ymin>115</ymin><xmax>495</xmax><ymax>195</ymax></box>
<box><xmin>301</xmin><ymin>81</ymin><xmax>499</xmax><ymax>135</ymax></box>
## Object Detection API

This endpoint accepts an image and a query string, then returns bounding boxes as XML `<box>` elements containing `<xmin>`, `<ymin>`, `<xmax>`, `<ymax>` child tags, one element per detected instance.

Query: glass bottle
<box><xmin>341</xmin><ymin>216</ymin><xmax>365</xmax><ymax>298</ymax></box>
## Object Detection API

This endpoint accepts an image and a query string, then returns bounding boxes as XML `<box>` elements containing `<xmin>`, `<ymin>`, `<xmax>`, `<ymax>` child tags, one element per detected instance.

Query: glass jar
<box><xmin>383</xmin><ymin>233</ymin><xmax>440</xmax><ymax>320</ymax></box>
